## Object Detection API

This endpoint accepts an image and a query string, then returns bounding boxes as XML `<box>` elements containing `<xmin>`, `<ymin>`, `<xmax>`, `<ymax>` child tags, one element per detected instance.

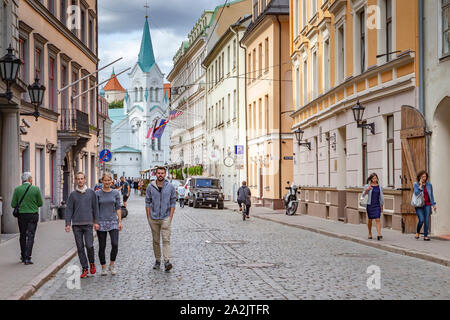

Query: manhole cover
<box><xmin>237</xmin><ymin>263</ymin><xmax>275</xmax><ymax>268</ymax></box>
<box><xmin>334</xmin><ymin>253</ymin><xmax>372</xmax><ymax>258</ymax></box>
<box><xmin>205</xmin><ymin>240</ymin><xmax>247</xmax><ymax>245</ymax></box>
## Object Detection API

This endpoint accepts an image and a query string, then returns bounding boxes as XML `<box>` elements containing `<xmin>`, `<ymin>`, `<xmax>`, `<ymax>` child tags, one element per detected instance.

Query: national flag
<box><xmin>168</xmin><ymin>109</ymin><xmax>183</xmax><ymax>121</ymax></box>
<box><xmin>146</xmin><ymin>127</ymin><xmax>153</xmax><ymax>139</ymax></box>
<box><xmin>151</xmin><ymin>118</ymin><xmax>168</xmax><ymax>139</ymax></box>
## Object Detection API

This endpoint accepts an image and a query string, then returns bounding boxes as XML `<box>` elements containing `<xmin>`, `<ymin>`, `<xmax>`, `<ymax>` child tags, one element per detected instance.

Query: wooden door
<box><xmin>400</xmin><ymin>106</ymin><xmax>426</xmax><ymax>233</ymax></box>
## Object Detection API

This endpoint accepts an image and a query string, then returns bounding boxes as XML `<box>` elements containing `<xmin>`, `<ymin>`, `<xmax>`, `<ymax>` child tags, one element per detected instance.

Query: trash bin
<box><xmin>58</xmin><ymin>205</ymin><xmax>66</xmax><ymax>220</ymax></box>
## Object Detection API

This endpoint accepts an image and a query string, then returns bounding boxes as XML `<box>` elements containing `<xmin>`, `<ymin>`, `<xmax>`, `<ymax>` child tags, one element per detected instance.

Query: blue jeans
<box><xmin>415</xmin><ymin>205</ymin><xmax>431</xmax><ymax>237</ymax></box>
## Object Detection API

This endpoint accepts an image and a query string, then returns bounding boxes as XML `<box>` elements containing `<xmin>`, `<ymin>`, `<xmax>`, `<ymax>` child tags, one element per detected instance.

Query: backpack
<box><xmin>120</xmin><ymin>206</ymin><xmax>128</xmax><ymax>219</ymax></box>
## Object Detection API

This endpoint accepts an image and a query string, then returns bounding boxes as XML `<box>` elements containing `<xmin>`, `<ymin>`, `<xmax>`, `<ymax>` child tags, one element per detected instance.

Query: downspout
<box><xmin>230</xmin><ymin>25</ymin><xmax>241</xmax><ymax>192</ymax></box>
<box><xmin>238</xmin><ymin>32</ymin><xmax>248</xmax><ymax>187</ymax></box>
<box><xmin>276</xmin><ymin>15</ymin><xmax>282</xmax><ymax>204</ymax></box>
<box><xmin>418</xmin><ymin>0</ymin><xmax>428</xmax><ymax>172</ymax></box>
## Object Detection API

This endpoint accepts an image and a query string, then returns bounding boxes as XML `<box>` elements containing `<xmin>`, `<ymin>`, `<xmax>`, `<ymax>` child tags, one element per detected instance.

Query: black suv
<box><xmin>187</xmin><ymin>177</ymin><xmax>224</xmax><ymax>209</ymax></box>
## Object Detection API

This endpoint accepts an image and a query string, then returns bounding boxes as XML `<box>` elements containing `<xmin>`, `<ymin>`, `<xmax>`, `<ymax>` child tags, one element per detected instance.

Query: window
<box><xmin>233</xmin><ymin>39</ymin><xmax>236</xmax><ymax>69</ymax></box>
<box><xmin>221</xmin><ymin>97</ymin><xmax>225</xmax><ymax>124</ymax></box>
<box><xmin>252</xmin><ymin>48</ymin><xmax>256</xmax><ymax>79</ymax></box>
<box><xmin>61</xmin><ymin>64</ymin><xmax>68</xmax><ymax>129</ymax></box>
<box><xmin>89</xmin><ymin>19</ymin><xmax>94</xmax><ymax>50</ymax></box>
<box><xmin>253</xmin><ymin>0</ymin><xmax>258</xmax><ymax>20</ymax></box>
<box><xmin>442</xmin><ymin>0</ymin><xmax>450</xmax><ymax>56</ymax></box>
<box><xmin>324</xmin><ymin>39</ymin><xmax>330</xmax><ymax>91</ymax></box>
<box><xmin>233</xmin><ymin>90</ymin><xmax>237</xmax><ymax>119</ymax></box>
<box><xmin>221</xmin><ymin>52</ymin><xmax>225</xmax><ymax>78</ymax></box>
<box><xmin>258</xmin><ymin>43</ymin><xmax>263</xmax><ymax>77</ymax></box>
<box><xmin>261</xmin><ymin>0</ymin><xmax>266</xmax><ymax>11</ymax></box>
<box><xmin>265</xmin><ymin>38</ymin><xmax>269</xmax><ymax>72</ymax></box>
<box><xmin>49</xmin><ymin>57</ymin><xmax>57</xmax><ymax>111</ymax></box>
<box><xmin>303</xmin><ymin>60</ymin><xmax>308</xmax><ymax>105</ymax></box>
<box><xmin>48</xmin><ymin>0</ymin><xmax>55</xmax><ymax>14</ymax></box>
<box><xmin>294</xmin><ymin>0</ymin><xmax>300</xmax><ymax>38</ymax></box>
<box><xmin>296</xmin><ymin>67</ymin><xmax>300</xmax><ymax>106</ymax></box>
<box><xmin>387</xmin><ymin>115</ymin><xmax>394</xmax><ymax>187</ymax></box>
<box><xmin>72</xmin><ymin>71</ymin><xmax>79</xmax><ymax>110</ymax></box>
<box><xmin>227</xmin><ymin>93</ymin><xmax>231</xmax><ymax>122</ymax></box>
<box><xmin>35</xmin><ymin>48</ymin><xmax>42</xmax><ymax>80</ymax></box>
<box><xmin>310</xmin><ymin>0</ymin><xmax>317</xmax><ymax>17</ymax></box>
<box><xmin>152</xmin><ymin>139</ymin><xmax>155</xmax><ymax>151</ymax></box>
<box><xmin>362</xmin><ymin>122</ymin><xmax>368</xmax><ymax>185</ymax></box>
<box><xmin>259</xmin><ymin>98</ymin><xmax>262</xmax><ymax>132</ymax></box>
<box><xmin>90</xmin><ymin>81</ymin><xmax>95</xmax><ymax>125</ymax></box>
<box><xmin>19</xmin><ymin>38</ymin><xmax>27</xmax><ymax>83</ymax></box>
<box><xmin>386</xmin><ymin>0</ymin><xmax>393</xmax><ymax>61</ymax></box>
<box><xmin>302</xmin><ymin>0</ymin><xmax>307</xmax><ymax>27</ymax></box>
<box><xmin>315</xmin><ymin>136</ymin><xmax>318</xmax><ymax>185</ymax></box>
<box><xmin>218</xmin><ymin>56</ymin><xmax>221</xmax><ymax>80</ymax></box>
<box><xmin>80</xmin><ymin>9</ymin><xmax>86</xmax><ymax>44</ymax></box>
<box><xmin>312</xmin><ymin>50</ymin><xmax>318</xmax><ymax>99</ymax></box>
<box><xmin>227</xmin><ymin>45</ymin><xmax>230</xmax><ymax>74</ymax></box>
<box><xmin>82</xmin><ymin>79</ymin><xmax>87</xmax><ymax>112</ymax></box>
<box><xmin>265</xmin><ymin>94</ymin><xmax>269</xmax><ymax>133</ymax></box>
<box><xmin>248</xmin><ymin>53</ymin><xmax>252</xmax><ymax>83</ymax></box>
<box><xmin>337</xmin><ymin>25</ymin><xmax>345</xmax><ymax>83</ymax></box>
<box><xmin>70</xmin><ymin>0</ymin><xmax>78</xmax><ymax>36</ymax></box>
<box><xmin>158</xmin><ymin>138</ymin><xmax>161</xmax><ymax>151</ymax></box>
<box><xmin>360</xmin><ymin>10</ymin><xmax>366</xmax><ymax>73</ymax></box>
<box><xmin>60</xmin><ymin>0</ymin><xmax>67</xmax><ymax>25</ymax></box>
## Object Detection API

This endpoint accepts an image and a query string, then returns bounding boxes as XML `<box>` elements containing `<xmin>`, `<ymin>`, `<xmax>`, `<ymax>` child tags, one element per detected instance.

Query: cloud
<box><xmin>98</xmin><ymin>0</ymin><xmax>227</xmax><ymax>89</ymax></box>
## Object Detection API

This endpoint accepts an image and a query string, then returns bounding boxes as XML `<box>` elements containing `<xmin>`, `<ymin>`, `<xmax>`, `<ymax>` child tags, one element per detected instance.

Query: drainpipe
<box><xmin>276</xmin><ymin>15</ymin><xmax>282</xmax><ymax>205</ymax></box>
<box><xmin>230</xmin><ymin>25</ymin><xmax>241</xmax><ymax>192</ymax></box>
<box><xmin>238</xmin><ymin>32</ymin><xmax>248</xmax><ymax>187</ymax></box>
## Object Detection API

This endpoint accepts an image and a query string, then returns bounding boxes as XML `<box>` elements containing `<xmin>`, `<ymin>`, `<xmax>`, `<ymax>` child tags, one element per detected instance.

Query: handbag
<box><xmin>359</xmin><ymin>192</ymin><xmax>368</xmax><ymax>207</ymax></box>
<box><xmin>13</xmin><ymin>184</ymin><xmax>32</xmax><ymax>218</ymax></box>
<box><xmin>411</xmin><ymin>190</ymin><xmax>424</xmax><ymax>208</ymax></box>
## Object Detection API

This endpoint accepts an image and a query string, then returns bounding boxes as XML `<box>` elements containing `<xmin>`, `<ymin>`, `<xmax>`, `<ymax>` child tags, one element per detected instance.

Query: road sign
<box><xmin>99</xmin><ymin>149</ymin><xmax>112</xmax><ymax>163</ymax></box>
<box><xmin>235</xmin><ymin>145</ymin><xmax>244</xmax><ymax>155</ymax></box>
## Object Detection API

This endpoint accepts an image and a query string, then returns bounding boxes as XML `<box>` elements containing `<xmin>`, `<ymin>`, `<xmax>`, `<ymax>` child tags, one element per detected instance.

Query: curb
<box><xmin>226</xmin><ymin>207</ymin><xmax>450</xmax><ymax>267</ymax></box>
<box><xmin>6</xmin><ymin>246</ymin><xmax>78</xmax><ymax>300</ymax></box>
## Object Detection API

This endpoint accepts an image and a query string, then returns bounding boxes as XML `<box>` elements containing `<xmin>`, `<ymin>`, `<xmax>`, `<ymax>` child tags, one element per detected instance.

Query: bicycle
<box><xmin>242</xmin><ymin>203</ymin><xmax>247</xmax><ymax>221</ymax></box>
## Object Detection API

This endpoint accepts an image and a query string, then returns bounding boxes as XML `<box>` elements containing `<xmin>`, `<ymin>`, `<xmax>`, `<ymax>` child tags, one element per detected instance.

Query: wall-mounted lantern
<box><xmin>352</xmin><ymin>101</ymin><xmax>375</xmax><ymax>135</ymax></box>
<box><xmin>294</xmin><ymin>128</ymin><xmax>311</xmax><ymax>150</ymax></box>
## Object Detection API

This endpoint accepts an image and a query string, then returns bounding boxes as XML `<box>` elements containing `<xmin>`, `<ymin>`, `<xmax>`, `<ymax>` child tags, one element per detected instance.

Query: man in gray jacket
<box><xmin>237</xmin><ymin>181</ymin><xmax>252</xmax><ymax>219</ymax></box>
<box><xmin>145</xmin><ymin>166</ymin><xmax>177</xmax><ymax>272</ymax></box>
<box><xmin>65</xmin><ymin>172</ymin><xmax>100</xmax><ymax>278</ymax></box>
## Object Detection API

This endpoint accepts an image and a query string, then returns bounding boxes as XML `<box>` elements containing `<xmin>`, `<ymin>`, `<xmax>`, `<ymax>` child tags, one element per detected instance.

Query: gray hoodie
<box><xmin>145</xmin><ymin>180</ymin><xmax>177</xmax><ymax>220</ymax></box>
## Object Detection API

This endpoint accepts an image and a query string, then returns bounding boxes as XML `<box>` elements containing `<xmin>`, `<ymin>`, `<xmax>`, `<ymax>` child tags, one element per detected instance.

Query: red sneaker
<box><xmin>80</xmin><ymin>269</ymin><xmax>89</xmax><ymax>279</ymax></box>
<box><xmin>90</xmin><ymin>263</ymin><xmax>96</xmax><ymax>275</ymax></box>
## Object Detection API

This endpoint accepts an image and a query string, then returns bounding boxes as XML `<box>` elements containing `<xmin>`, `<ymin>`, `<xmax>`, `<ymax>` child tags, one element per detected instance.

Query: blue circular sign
<box><xmin>99</xmin><ymin>149</ymin><xmax>112</xmax><ymax>163</ymax></box>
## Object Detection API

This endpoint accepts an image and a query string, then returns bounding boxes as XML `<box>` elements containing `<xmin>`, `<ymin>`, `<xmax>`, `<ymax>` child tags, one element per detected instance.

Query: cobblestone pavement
<box><xmin>31</xmin><ymin>194</ymin><xmax>450</xmax><ymax>300</ymax></box>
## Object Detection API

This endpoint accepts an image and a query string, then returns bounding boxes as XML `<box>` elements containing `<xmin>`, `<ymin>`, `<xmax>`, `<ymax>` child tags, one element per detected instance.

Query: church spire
<box><xmin>137</xmin><ymin>16</ymin><xmax>156</xmax><ymax>73</ymax></box>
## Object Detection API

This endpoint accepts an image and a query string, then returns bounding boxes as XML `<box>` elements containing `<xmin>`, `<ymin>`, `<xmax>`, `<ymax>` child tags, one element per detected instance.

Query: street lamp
<box><xmin>21</xmin><ymin>77</ymin><xmax>46</xmax><ymax>121</ymax></box>
<box><xmin>294</xmin><ymin>128</ymin><xmax>311</xmax><ymax>150</ymax></box>
<box><xmin>352</xmin><ymin>101</ymin><xmax>375</xmax><ymax>135</ymax></box>
<box><xmin>0</xmin><ymin>44</ymin><xmax>22</xmax><ymax>101</ymax></box>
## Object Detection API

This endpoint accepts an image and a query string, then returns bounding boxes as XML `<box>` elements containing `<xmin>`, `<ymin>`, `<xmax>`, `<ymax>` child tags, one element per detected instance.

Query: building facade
<box><xmin>241</xmin><ymin>0</ymin><xmax>293</xmax><ymax>210</ymax></box>
<box><xmin>290</xmin><ymin>0</ymin><xmax>422</xmax><ymax>232</ymax></box>
<box><xmin>204</xmin><ymin>16</ymin><xmax>251</xmax><ymax>201</ymax></box>
<box><xmin>424</xmin><ymin>0</ymin><xmax>450</xmax><ymax>236</ymax></box>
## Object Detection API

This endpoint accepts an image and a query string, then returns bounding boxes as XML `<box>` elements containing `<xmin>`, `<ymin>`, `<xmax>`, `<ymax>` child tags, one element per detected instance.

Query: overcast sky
<box><xmin>98</xmin><ymin>0</ymin><xmax>227</xmax><ymax>89</ymax></box>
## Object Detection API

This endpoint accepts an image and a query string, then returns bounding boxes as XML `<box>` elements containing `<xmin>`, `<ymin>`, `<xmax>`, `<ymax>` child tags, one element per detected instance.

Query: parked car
<box><xmin>187</xmin><ymin>177</ymin><xmax>224</xmax><ymax>209</ymax></box>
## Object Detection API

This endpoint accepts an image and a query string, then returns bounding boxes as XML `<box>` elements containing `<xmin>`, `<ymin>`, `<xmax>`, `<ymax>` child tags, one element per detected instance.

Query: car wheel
<box><xmin>218</xmin><ymin>202</ymin><xmax>224</xmax><ymax>210</ymax></box>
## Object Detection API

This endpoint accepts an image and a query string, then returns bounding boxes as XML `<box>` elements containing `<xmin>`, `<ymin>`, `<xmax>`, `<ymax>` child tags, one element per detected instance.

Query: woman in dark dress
<box><xmin>362</xmin><ymin>173</ymin><xmax>385</xmax><ymax>240</ymax></box>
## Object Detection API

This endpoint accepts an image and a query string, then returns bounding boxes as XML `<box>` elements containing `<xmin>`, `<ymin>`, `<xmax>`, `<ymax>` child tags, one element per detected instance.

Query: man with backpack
<box><xmin>11</xmin><ymin>172</ymin><xmax>43</xmax><ymax>265</ymax></box>
<box><xmin>119</xmin><ymin>176</ymin><xmax>131</xmax><ymax>208</ymax></box>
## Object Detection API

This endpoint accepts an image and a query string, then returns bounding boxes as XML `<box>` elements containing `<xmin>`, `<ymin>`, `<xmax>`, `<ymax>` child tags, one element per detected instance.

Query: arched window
<box><xmin>150</xmin><ymin>88</ymin><xmax>154</xmax><ymax>102</ymax></box>
<box><xmin>134</xmin><ymin>87</ymin><xmax>138</xmax><ymax>101</ymax></box>
<box><xmin>139</xmin><ymin>87</ymin><xmax>143</xmax><ymax>101</ymax></box>
<box><xmin>155</xmin><ymin>88</ymin><xmax>159</xmax><ymax>102</ymax></box>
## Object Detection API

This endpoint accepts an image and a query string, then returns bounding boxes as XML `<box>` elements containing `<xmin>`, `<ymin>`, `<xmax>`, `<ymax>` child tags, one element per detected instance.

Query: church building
<box><xmin>110</xmin><ymin>15</ymin><xmax>171</xmax><ymax>179</ymax></box>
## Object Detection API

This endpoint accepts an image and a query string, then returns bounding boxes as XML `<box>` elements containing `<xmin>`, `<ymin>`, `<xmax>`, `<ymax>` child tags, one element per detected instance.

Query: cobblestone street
<box><xmin>31</xmin><ymin>194</ymin><xmax>450</xmax><ymax>300</ymax></box>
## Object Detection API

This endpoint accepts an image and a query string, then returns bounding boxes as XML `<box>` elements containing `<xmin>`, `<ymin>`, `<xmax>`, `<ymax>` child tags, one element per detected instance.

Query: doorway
<box><xmin>337</xmin><ymin>127</ymin><xmax>347</xmax><ymax>220</ymax></box>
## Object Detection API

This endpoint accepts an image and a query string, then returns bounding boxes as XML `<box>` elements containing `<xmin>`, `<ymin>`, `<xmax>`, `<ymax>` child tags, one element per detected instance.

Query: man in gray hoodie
<box><xmin>145</xmin><ymin>166</ymin><xmax>177</xmax><ymax>272</ymax></box>
<box><xmin>65</xmin><ymin>172</ymin><xmax>100</xmax><ymax>278</ymax></box>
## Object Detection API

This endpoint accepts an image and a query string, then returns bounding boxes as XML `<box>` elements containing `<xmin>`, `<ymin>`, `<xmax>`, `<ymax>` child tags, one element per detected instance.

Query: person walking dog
<box><xmin>65</xmin><ymin>172</ymin><xmax>100</xmax><ymax>278</ymax></box>
<box><xmin>11</xmin><ymin>172</ymin><xmax>43</xmax><ymax>265</ymax></box>
<box><xmin>96</xmin><ymin>173</ymin><xmax>122</xmax><ymax>275</ymax></box>
<box><xmin>237</xmin><ymin>181</ymin><xmax>252</xmax><ymax>219</ymax></box>
<box><xmin>145</xmin><ymin>167</ymin><xmax>177</xmax><ymax>272</ymax></box>
<box><xmin>362</xmin><ymin>173</ymin><xmax>384</xmax><ymax>240</ymax></box>
<box><xmin>413</xmin><ymin>171</ymin><xmax>436</xmax><ymax>241</ymax></box>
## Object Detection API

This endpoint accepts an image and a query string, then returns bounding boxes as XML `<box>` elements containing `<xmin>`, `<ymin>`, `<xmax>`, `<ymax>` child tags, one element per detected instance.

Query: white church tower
<box><xmin>111</xmin><ymin>15</ymin><xmax>171</xmax><ymax>179</ymax></box>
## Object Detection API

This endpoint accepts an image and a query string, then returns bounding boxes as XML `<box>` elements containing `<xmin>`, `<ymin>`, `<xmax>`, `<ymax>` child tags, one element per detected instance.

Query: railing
<box><xmin>60</xmin><ymin>108</ymin><xmax>89</xmax><ymax>134</ymax></box>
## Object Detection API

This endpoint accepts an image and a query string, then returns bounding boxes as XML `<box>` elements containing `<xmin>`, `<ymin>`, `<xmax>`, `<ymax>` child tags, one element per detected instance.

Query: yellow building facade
<box><xmin>242</xmin><ymin>0</ymin><xmax>293</xmax><ymax>209</ymax></box>
<box><xmin>290</xmin><ymin>0</ymin><xmax>425</xmax><ymax>233</ymax></box>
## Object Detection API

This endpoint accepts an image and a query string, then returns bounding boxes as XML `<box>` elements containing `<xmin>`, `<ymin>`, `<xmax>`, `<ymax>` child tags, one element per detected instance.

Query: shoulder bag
<box><xmin>411</xmin><ymin>189</ymin><xmax>424</xmax><ymax>208</ymax></box>
<box><xmin>13</xmin><ymin>184</ymin><xmax>32</xmax><ymax>218</ymax></box>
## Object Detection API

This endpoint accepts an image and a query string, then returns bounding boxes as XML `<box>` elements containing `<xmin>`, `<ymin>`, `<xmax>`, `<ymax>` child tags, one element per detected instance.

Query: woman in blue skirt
<box><xmin>362</xmin><ymin>173</ymin><xmax>385</xmax><ymax>240</ymax></box>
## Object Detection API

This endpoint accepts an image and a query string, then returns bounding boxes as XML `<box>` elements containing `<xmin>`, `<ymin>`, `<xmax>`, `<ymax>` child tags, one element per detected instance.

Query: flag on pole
<box><xmin>151</xmin><ymin>118</ymin><xmax>168</xmax><ymax>139</ymax></box>
<box><xmin>168</xmin><ymin>109</ymin><xmax>183</xmax><ymax>121</ymax></box>
<box><xmin>146</xmin><ymin>127</ymin><xmax>153</xmax><ymax>139</ymax></box>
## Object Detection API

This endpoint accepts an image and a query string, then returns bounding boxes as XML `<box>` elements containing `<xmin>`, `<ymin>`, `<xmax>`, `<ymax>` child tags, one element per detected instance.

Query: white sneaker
<box><xmin>109</xmin><ymin>265</ymin><xmax>117</xmax><ymax>275</ymax></box>
<box><xmin>101</xmin><ymin>267</ymin><xmax>108</xmax><ymax>276</ymax></box>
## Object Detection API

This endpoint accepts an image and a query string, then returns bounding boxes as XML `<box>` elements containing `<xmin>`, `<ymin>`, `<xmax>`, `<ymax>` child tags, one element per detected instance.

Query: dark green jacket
<box><xmin>11</xmin><ymin>182</ymin><xmax>43</xmax><ymax>214</ymax></box>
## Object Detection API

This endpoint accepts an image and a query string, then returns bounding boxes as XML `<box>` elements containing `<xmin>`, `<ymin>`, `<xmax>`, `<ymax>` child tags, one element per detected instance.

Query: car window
<box><xmin>195</xmin><ymin>179</ymin><xmax>220</xmax><ymax>188</ymax></box>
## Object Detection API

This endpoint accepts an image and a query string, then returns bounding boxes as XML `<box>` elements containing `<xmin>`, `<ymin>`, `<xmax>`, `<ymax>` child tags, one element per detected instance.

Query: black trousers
<box><xmin>73</xmin><ymin>225</ymin><xmax>95</xmax><ymax>270</ymax></box>
<box><xmin>97</xmin><ymin>229</ymin><xmax>119</xmax><ymax>265</ymax></box>
<box><xmin>237</xmin><ymin>200</ymin><xmax>251</xmax><ymax>216</ymax></box>
<box><xmin>18</xmin><ymin>213</ymin><xmax>39</xmax><ymax>260</ymax></box>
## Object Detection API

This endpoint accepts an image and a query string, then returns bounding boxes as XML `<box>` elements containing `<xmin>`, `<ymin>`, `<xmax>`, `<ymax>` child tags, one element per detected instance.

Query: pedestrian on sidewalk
<box><xmin>119</xmin><ymin>176</ymin><xmax>131</xmax><ymax>208</ymax></box>
<box><xmin>362</xmin><ymin>173</ymin><xmax>384</xmax><ymax>241</ymax></box>
<box><xmin>177</xmin><ymin>184</ymin><xmax>186</xmax><ymax>208</ymax></box>
<box><xmin>413</xmin><ymin>171</ymin><xmax>436</xmax><ymax>241</ymax></box>
<box><xmin>133</xmin><ymin>180</ymin><xmax>139</xmax><ymax>194</ymax></box>
<box><xmin>11</xmin><ymin>172</ymin><xmax>43</xmax><ymax>265</ymax></box>
<box><xmin>145</xmin><ymin>166</ymin><xmax>176</xmax><ymax>272</ymax></box>
<box><xmin>237</xmin><ymin>181</ymin><xmax>252</xmax><ymax>219</ymax></box>
<box><xmin>96</xmin><ymin>173</ymin><xmax>122</xmax><ymax>275</ymax></box>
<box><xmin>65</xmin><ymin>172</ymin><xmax>100</xmax><ymax>279</ymax></box>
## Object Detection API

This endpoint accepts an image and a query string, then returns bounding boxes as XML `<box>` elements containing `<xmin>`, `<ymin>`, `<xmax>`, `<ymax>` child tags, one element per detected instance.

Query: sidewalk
<box><xmin>224</xmin><ymin>201</ymin><xmax>450</xmax><ymax>267</ymax></box>
<box><xmin>0</xmin><ymin>219</ymin><xmax>77</xmax><ymax>300</ymax></box>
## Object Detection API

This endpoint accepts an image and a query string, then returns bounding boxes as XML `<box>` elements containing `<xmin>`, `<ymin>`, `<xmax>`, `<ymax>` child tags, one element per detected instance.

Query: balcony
<box><xmin>58</xmin><ymin>108</ymin><xmax>91</xmax><ymax>158</ymax></box>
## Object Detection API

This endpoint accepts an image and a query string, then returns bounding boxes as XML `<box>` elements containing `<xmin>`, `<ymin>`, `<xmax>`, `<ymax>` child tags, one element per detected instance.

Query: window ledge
<box><xmin>439</xmin><ymin>53</ymin><xmax>450</xmax><ymax>63</ymax></box>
